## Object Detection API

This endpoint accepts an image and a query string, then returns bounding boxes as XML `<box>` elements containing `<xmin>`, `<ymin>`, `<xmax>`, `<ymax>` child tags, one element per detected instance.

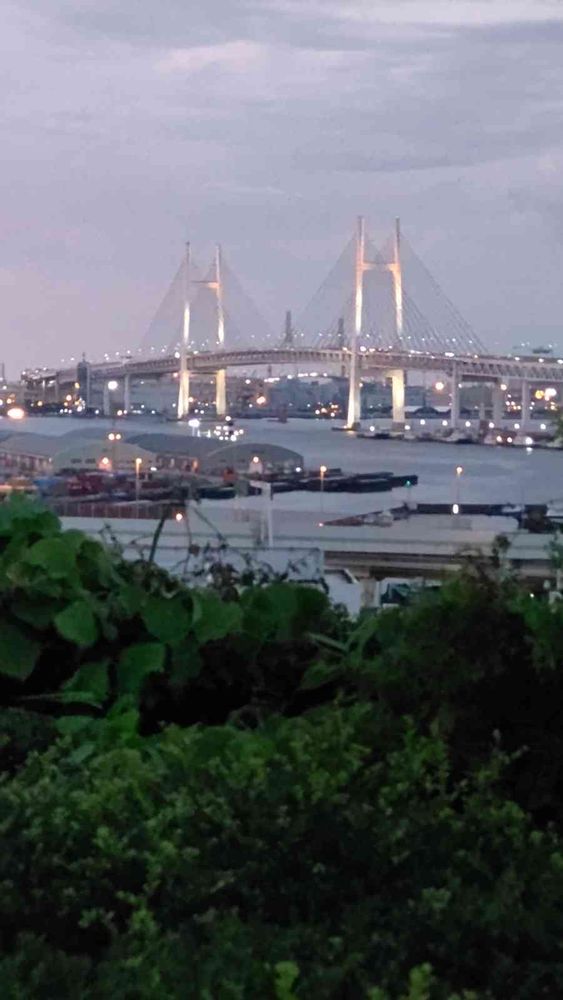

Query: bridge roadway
<box><xmin>23</xmin><ymin>347</ymin><xmax>563</xmax><ymax>387</ymax></box>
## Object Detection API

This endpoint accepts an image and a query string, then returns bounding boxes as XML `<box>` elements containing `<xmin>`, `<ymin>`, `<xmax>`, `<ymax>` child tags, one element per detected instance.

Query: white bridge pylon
<box><xmin>143</xmin><ymin>218</ymin><xmax>488</xmax><ymax>423</ymax></box>
<box><xmin>177</xmin><ymin>243</ymin><xmax>226</xmax><ymax>419</ymax></box>
<box><xmin>142</xmin><ymin>242</ymin><xmax>274</xmax><ymax>418</ymax></box>
<box><xmin>293</xmin><ymin>215</ymin><xmax>487</xmax><ymax>427</ymax></box>
<box><xmin>347</xmin><ymin>216</ymin><xmax>404</xmax><ymax>427</ymax></box>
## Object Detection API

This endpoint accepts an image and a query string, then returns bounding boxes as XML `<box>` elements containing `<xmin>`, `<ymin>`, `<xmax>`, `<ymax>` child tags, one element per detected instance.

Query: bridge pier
<box><xmin>449</xmin><ymin>364</ymin><xmax>460</xmax><ymax>428</ymax></box>
<box><xmin>177</xmin><ymin>369</ymin><xmax>190</xmax><ymax>419</ymax></box>
<box><xmin>388</xmin><ymin>369</ymin><xmax>405</xmax><ymax>426</ymax></box>
<box><xmin>123</xmin><ymin>374</ymin><xmax>131</xmax><ymax>413</ymax></box>
<box><xmin>346</xmin><ymin>365</ymin><xmax>361</xmax><ymax>428</ymax></box>
<box><xmin>521</xmin><ymin>378</ymin><xmax>531</xmax><ymax>430</ymax></box>
<box><xmin>216</xmin><ymin>369</ymin><xmax>227</xmax><ymax>418</ymax></box>
<box><xmin>102</xmin><ymin>382</ymin><xmax>111</xmax><ymax>417</ymax></box>
<box><xmin>492</xmin><ymin>383</ymin><xmax>504</xmax><ymax>427</ymax></box>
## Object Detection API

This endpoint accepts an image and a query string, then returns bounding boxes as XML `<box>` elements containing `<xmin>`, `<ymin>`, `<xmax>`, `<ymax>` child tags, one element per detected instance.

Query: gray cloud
<box><xmin>1</xmin><ymin>1</ymin><xmax>563</xmax><ymax>372</ymax></box>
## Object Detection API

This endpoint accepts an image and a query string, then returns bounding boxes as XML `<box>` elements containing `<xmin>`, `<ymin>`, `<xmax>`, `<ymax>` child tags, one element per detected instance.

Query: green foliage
<box><xmin>0</xmin><ymin>497</ymin><xmax>562</xmax><ymax>997</ymax></box>
<box><xmin>0</xmin><ymin>710</ymin><xmax>561</xmax><ymax>998</ymax></box>
<box><xmin>0</xmin><ymin>708</ymin><xmax>57</xmax><ymax>773</ymax></box>
<box><xmin>0</xmin><ymin>497</ymin><xmax>343</xmax><ymax>733</ymax></box>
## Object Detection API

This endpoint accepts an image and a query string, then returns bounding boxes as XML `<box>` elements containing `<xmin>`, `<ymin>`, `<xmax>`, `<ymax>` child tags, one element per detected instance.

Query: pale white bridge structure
<box><xmin>23</xmin><ymin>218</ymin><xmax>563</xmax><ymax>429</ymax></box>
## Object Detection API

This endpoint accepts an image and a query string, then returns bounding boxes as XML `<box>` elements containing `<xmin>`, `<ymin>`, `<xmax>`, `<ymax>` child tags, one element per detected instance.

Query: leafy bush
<box><xmin>0</xmin><ymin>497</ymin><xmax>343</xmax><ymax>736</ymax></box>
<box><xmin>1</xmin><ymin>709</ymin><xmax>562</xmax><ymax>998</ymax></box>
<box><xmin>304</xmin><ymin>568</ymin><xmax>563</xmax><ymax>826</ymax></box>
<box><xmin>0</xmin><ymin>498</ymin><xmax>562</xmax><ymax>997</ymax></box>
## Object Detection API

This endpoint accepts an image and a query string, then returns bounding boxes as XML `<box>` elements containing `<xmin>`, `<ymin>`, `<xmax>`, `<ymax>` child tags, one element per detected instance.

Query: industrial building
<box><xmin>0</xmin><ymin>428</ymin><xmax>303</xmax><ymax>477</ymax></box>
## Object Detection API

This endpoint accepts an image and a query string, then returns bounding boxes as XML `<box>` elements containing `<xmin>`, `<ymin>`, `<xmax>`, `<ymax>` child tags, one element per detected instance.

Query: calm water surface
<box><xmin>234</xmin><ymin>419</ymin><xmax>563</xmax><ymax>506</ymax></box>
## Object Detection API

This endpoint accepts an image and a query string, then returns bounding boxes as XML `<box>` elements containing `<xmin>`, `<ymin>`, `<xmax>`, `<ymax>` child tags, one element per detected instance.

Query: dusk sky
<box><xmin>2</xmin><ymin>1</ymin><xmax>563</xmax><ymax>375</ymax></box>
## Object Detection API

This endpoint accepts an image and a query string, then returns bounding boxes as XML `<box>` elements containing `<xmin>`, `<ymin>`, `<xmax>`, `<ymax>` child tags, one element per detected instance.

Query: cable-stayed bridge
<box><xmin>23</xmin><ymin>218</ymin><xmax>563</xmax><ymax>429</ymax></box>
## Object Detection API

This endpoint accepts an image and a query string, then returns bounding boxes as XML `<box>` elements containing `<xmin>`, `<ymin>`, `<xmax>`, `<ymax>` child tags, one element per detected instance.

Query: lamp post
<box><xmin>105</xmin><ymin>379</ymin><xmax>118</xmax><ymax>418</ymax></box>
<box><xmin>320</xmin><ymin>464</ymin><xmax>327</xmax><ymax>509</ymax></box>
<box><xmin>454</xmin><ymin>465</ymin><xmax>463</xmax><ymax>513</ymax></box>
<box><xmin>107</xmin><ymin>431</ymin><xmax>121</xmax><ymax>472</ymax></box>
<box><xmin>135</xmin><ymin>457</ymin><xmax>142</xmax><ymax>514</ymax></box>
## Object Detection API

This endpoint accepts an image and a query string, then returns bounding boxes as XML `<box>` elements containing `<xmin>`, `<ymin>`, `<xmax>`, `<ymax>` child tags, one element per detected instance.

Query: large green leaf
<box><xmin>11</xmin><ymin>597</ymin><xmax>61</xmax><ymax>630</ymax></box>
<box><xmin>0</xmin><ymin>496</ymin><xmax>59</xmax><ymax>538</ymax></box>
<box><xmin>300</xmin><ymin>660</ymin><xmax>346</xmax><ymax>691</ymax></box>
<box><xmin>192</xmin><ymin>592</ymin><xmax>242</xmax><ymax>644</ymax></box>
<box><xmin>118</xmin><ymin>642</ymin><xmax>166</xmax><ymax>696</ymax></box>
<box><xmin>54</xmin><ymin>600</ymin><xmax>99</xmax><ymax>647</ymax></box>
<box><xmin>25</xmin><ymin>537</ymin><xmax>77</xmax><ymax>578</ymax></box>
<box><xmin>169</xmin><ymin>637</ymin><xmax>203</xmax><ymax>686</ymax></box>
<box><xmin>62</xmin><ymin>659</ymin><xmax>110</xmax><ymax>704</ymax></box>
<box><xmin>242</xmin><ymin>584</ymin><xmax>327</xmax><ymax>643</ymax></box>
<box><xmin>117</xmin><ymin>583</ymin><xmax>147</xmax><ymax>617</ymax></box>
<box><xmin>141</xmin><ymin>595</ymin><xmax>191</xmax><ymax>644</ymax></box>
<box><xmin>0</xmin><ymin>619</ymin><xmax>40</xmax><ymax>680</ymax></box>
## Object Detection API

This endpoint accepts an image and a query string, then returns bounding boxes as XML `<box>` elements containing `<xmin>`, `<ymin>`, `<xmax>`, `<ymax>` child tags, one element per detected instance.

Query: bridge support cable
<box><xmin>140</xmin><ymin>253</ymin><xmax>206</xmax><ymax>357</ymax></box>
<box><xmin>295</xmin><ymin>236</ymin><xmax>355</xmax><ymax>349</ymax></box>
<box><xmin>219</xmin><ymin>256</ymin><xmax>275</xmax><ymax>351</ymax></box>
<box><xmin>394</xmin><ymin>237</ymin><xmax>487</xmax><ymax>356</ymax></box>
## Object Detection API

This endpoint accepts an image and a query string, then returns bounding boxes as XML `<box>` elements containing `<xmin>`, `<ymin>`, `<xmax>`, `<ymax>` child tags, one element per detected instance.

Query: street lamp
<box><xmin>107</xmin><ymin>431</ymin><xmax>121</xmax><ymax>470</ymax></box>
<box><xmin>135</xmin><ymin>457</ymin><xmax>142</xmax><ymax>512</ymax></box>
<box><xmin>455</xmin><ymin>465</ymin><xmax>463</xmax><ymax>511</ymax></box>
<box><xmin>320</xmin><ymin>464</ymin><xmax>327</xmax><ymax>508</ymax></box>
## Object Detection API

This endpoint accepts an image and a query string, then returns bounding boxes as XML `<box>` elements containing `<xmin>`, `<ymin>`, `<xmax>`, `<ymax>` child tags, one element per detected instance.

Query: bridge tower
<box><xmin>388</xmin><ymin>217</ymin><xmax>404</xmax><ymax>338</ymax></box>
<box><xmin>214</xmin><ymin>244</ymin><xmax>227</xmax><ymax>418</ymax></box>
<box><xmin>177</xmin><ymin>242</ymin><xmax>191</xmax><ymax>419</ymax></box>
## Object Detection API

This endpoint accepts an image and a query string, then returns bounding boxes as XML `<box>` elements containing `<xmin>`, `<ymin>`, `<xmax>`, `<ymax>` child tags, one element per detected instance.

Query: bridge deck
<box><xmin>23</xmin><ymin>347</ymin><xmax>563</xmax><ymax>386</ymax></box>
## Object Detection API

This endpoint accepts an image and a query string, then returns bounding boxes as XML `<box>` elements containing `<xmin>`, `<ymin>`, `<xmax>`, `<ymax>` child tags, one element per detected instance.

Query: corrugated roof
<box><xmin>61</xmin><ymin>428</ymin><xmax>116</xmax><ymax>441</ymax></box>
<box><xmin>0</xmin><ymin>433</ymin><xmax>62</xmax><ymax>456</ymax></box>
<box><xmin>126</xmin><ymin>433</ymin><xmax>301</xmax><ymax>462</ymax></box>
<box><xmin>126</xmin><ymin>433</ymin><xmax>216</xmax><ymax>456</ymax></box>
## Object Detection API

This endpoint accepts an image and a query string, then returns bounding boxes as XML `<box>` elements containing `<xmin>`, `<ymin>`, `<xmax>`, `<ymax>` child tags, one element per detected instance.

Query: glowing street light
<box><xmin>455</xmin><ymin>465</ymin><xmax>463</xmax><ymax>510</ymax></box>
<box><xmin>107</xmin><ymin>380</ymin><xmax>118</xmax><ymax>392</ymax></box>
<box><xmin>135</xmin><ymin>457</ymin><xmax>142</xmax><ymax>510</ymax></box>
<box><xmin>320</xmin><ymin>464</ymin><xmax>327</xmax><ymax>507</ymax></box>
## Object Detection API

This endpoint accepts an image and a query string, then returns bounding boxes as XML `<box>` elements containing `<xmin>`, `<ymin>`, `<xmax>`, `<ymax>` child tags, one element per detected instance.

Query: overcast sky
<box><xmin>2</xmin><ymin>0</ymin><xmax>563</xmax><ymax>375</ymax></box>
